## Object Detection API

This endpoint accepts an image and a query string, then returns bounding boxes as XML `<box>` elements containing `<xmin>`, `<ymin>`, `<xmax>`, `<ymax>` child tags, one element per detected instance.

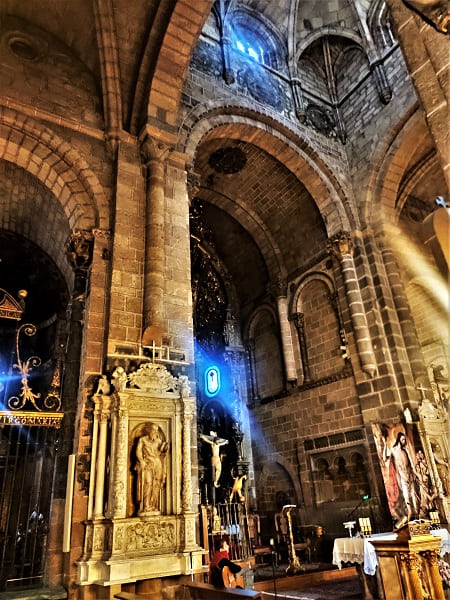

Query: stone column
<box><xmin>182</xmin><ymin>399</ymin><xmax>194</xmax><ymax>513</ymax></box>
<box><xmin>87</xmin><ymin>396</ymin><xmax>101</xmax><ymax>520</ymax></box>
<box><xmin>108</xmin><ymin>397</ymin><xmax>128</xmax><ymax>519</ymax></box>
<box><xmin>375</xmin><ymin>228</ymin><xmax>427</xmax><ymax>386</ymax></box>
<box><xmin>328</xmin><ymin>232</ymin><xmax>377</xmax><ymax>377</ymax></box>
<box><xmin>270</xmin><ymin>278</ymin><xmax>297</xmax><ymax>384</ymax></box>
<box><xmin>245</xmin><ymin>339</ymin><xmax>259</xmax><ymax>404</ymax></box>
<box><xmin>140</xmin><ymin>136</ymin><xmax>172</xmax><ymax>341</ymax></box>
<box><xmin>93</xmin><ymin>397</ymin><xmax>111</xmax><ymax>520</ymax></box>
<box><xmin>291</xmin><ymin>312</ymin><xmax>311</xmax><ymax>384</ymax></box>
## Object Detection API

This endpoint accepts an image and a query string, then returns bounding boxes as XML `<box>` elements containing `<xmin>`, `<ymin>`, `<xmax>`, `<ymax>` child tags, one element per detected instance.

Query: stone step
<box><xmin>0</xmin><ymin>586</ymin><xmax>67</xmax><ymax>600</ymax></box>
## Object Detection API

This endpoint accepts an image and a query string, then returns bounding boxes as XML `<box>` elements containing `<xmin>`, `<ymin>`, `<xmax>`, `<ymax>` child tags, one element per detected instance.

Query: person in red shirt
<box><xmin>209</xmin><ymin>539</ymin><xmax>244</xmax><ymax>588</ymax></box>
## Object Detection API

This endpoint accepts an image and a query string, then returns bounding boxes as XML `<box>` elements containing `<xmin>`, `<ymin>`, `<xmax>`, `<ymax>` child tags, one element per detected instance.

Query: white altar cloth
<box><xmin>333</xmin><ymin>529</ymin><xmax>450</xmax><ymax>577</ymax></box>
<box><xmin>430</xmin><ymin>528</ymin><xmax>450</xmax><ymax>556</ymax></box>
<box><xmin>332</xmin><ymin>533</ymin><xmax>396</xmax><ymax>576</ymax></box>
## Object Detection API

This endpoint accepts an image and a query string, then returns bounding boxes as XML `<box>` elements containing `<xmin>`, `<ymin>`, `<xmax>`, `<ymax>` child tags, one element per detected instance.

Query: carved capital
<box><xmin>268</xmin><ymin>276</ymin><xmax>288</xmax><ymax>298</ymax></box>
<box><xmin>140</xmin><ymin>136</ymin><xmax>173</xmax><ymax>165</ymax></box>
<box><xmin>422</xmin><ymin>549</ymin><xmax>440</xmax><ymax>567</ymax></box>
<box><xmin>327</xmin><ymin>231</ymin><xmax>353</xmax><ymax>259</ymax></box>
<box><xmin>186</xmin><ymin>167</ymin><xmax>201</xmax><ymax>201</ymax></box>
<box><xmin>400</xmin><ymin>551</ymin><xmax>421</xmax><ymax>571</ymax></box>
<box><xmin>92</xmin><ymin>228</ymin><xmax>112</xmax><ymax>241</ymax></box>
<box><xmin>292</xmin><ymin>312</ymin><xmax>305</xmax><ymax>329</ymax></box>
<box><xmin>66</xmin><ymin>229</ymin><xmax>94</xmax><ymax>271</ymax></box>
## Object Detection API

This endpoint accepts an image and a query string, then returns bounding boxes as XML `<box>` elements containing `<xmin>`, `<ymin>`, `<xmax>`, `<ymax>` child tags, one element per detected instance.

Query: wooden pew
<box><xmin>184</xmin><ymin>581</ymin><xmax>263</xmax><ymax>599</ymax></box>
<box><xmin>114</xmin><ymin>593</ymin><xmax>153</xmax><ymax>599</ymax></box>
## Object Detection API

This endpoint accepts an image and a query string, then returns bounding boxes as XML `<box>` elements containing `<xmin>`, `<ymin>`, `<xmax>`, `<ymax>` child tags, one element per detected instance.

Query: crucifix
<box><xmin>416</xmin><ymin>383</ymin><xmax>431</xmax><ymax>400</ymax></box>
<box><xmin>199</xmin><ymin>431</ymin><xmax>229</xmax><ymax>488</ymax></box>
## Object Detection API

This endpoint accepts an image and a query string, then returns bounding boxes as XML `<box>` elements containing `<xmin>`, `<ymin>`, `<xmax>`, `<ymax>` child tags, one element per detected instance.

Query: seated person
<box><xmin>209</xmin><ymin>539</ymin><xmax>244</xmax><ymax>589</ymax></box>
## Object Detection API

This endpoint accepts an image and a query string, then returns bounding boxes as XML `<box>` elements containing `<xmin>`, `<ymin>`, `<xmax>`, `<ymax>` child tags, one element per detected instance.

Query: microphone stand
<box><xmin>269</xmin><ymin>538</ymin><xmax>278</xmax><ymax>599</ymax></box>
<box><xmin>346</xmin><ymin>495</ymin><xmax>369</xmax><ymax>521</ymax></box>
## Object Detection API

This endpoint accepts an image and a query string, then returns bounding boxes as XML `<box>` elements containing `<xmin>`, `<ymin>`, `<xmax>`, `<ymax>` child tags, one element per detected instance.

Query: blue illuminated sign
<box><xmin>205</xmin><ymin>366</ymin><xmax>221</xmax><ymax>397</ymax></box>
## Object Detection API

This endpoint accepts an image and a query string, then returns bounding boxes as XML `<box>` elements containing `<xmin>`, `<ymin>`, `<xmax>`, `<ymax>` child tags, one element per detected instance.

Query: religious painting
<box><xmin>372</xmin><ymin>422</ymin><xmax>436</xmax><ymax>526</ymax></box>
<box><xmin>309</xmin><ymin>446</ymin><xmax>370</xmax><ymax>505</ymax></box>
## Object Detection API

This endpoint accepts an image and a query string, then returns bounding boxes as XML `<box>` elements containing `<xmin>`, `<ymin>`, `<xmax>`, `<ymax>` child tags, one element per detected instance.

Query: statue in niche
<box><xmin>135</xmin><ymin>423</ymin><xmax>169</xmax><ymax>515</ymax></box>
<box><xmin>199</xmin><ymin>431</ymin><xmax>229</xmax><ymax>487</ymax></box>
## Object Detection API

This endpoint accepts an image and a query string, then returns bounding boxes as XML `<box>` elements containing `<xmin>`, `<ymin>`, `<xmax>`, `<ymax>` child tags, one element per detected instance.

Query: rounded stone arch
<box><xmin>364</xmin><ymin>107</ymin><xmax>428</xmax><ymax>227</ymax></box>
<box><xmin>289</xmin><ymin>271</ymin><xmax>335</xmax><ymax>315</ymax></box>
<box><xmin>245</xmin><ymin>302</ymin><xmax>278</xmax><ymax>342</ymax></box>
<box><xmin>180</xmin><ymin>105</ymin><xmax>355</xmax><ymax>236</ymax></box>
<box><xmin>0</xmin><ymin>106</ymin><xmax>108</xmax><ymax>231</ymax></box>
<box><xmin>296</xmin><ymin>26</ymin><xmax>364</xmax><ymax>61</ymax></box>
<box><xmin>197</xmin><ymin>187</ymin><xmax>285</xmax><ymax>282</ymax></box>
<box><xmin>145</xmin><ymin>0</ymin><xmax>215</xmax><ymax>132</ymax></box>
<box><xmin>258</xmin><ymin>454</ymin><xmax>303</xmax><ymax>507</ymax></box>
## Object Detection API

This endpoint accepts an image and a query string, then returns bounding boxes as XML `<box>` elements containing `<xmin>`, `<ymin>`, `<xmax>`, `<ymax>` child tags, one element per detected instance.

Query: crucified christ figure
<box><xmin>199</xmin><ymin>431</ymin><xmax>229</xmax><ymax>487</ymax></box>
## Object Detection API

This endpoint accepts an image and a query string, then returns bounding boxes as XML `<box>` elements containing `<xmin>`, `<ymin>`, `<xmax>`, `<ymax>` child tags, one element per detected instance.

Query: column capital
<box><xmin>291</xmin><ymin>312</ymin><xmax>305</xmax><ymax>328</ymax></box>
<box><xmin>186</xmin><ymin>166</ymin><xmax>201</xmax><ymax>201</ymax></box>
<box><xmin>66</xmin><ymin>229</ymin><xmax>94</xmax><ymax>271</ymax></box>
<box><xmin>92</xmin><ymin>228</ymin><xmax>112</xmax><ymax>241</ymax></box>
<box><xmin>140</xmin><ymin>135</ymin><xmax>173</xmax><ymax>166</ymax></box>
<box><xmin>327</xmin><ymin>231</ymin><xmax>353</xmax><ymax>260</ymax></box>
<box><xmin>268</xmin><ymin>276</ymin><xmax>288</xmax><ymax>298</ymax></box>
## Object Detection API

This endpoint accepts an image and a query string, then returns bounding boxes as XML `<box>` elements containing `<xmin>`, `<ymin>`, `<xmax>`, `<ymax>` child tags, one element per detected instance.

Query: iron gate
<box><xmin>0</xmin><ymin>424</ymin><xmax>58</xmax><ymax>591</ymax></box>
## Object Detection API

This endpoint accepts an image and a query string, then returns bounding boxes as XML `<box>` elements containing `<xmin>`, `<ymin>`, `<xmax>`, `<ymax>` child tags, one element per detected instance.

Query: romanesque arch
<box><xmin>0</xmin><ymin>107</ymin><xmax>108</xmax><ymax>231</ymax></box>
<box><xmin>181</xmin><ymin>105</ymin><xmax>356</xmax><ymax>236</ymax></box>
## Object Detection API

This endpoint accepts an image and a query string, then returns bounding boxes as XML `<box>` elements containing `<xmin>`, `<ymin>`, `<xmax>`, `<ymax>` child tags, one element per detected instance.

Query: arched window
<box><xmin>230</xmin><ymin>11</ymin><xmax>283</xmax><ymax>70</ymax></box>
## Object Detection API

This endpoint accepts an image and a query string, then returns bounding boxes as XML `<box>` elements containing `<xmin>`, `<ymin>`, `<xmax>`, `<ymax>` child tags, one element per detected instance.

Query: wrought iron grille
<box><xmin>0</xmin><ymin>425</ymin><xmax>58</xmax><ymax>590</ymax></box>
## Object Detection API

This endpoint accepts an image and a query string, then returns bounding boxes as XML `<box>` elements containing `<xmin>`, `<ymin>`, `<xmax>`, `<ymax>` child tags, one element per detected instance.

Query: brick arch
<box><xmin>364</xmin><ymin>107</ymin><xmax>428</xmax><ymax>226</ymax></box>
<box><xmin>259</xmin><ymin>454</ymin><xmax>303</xmax><ymax>507</ymax></box>
<box><xmin>0</xmin><ymin>107</ymin><xmax>108</xmax><ymax>230</ymax></box>
<box><xmin>145</xmin><ymin>0</ymin><xmax>215</xmax><ymax>132</ymax></box>
<box><xmin>290</xmin><ymin>271</ymin><xmax>335</xmax><ymax>315</ymax></box>
<box><xmin>181</xmin><ymin>106</ymin><xmax>355</xmax><ymax>236</ymax></box>
<box><xmin>197</xmin><ymin>188</ymin><xmax>285</xmax><ymax>281</ymax></box>
<box><xmin>246</xmin><ymin>303</ymin><xmax>278</xmax><ymax>341</ymax></box>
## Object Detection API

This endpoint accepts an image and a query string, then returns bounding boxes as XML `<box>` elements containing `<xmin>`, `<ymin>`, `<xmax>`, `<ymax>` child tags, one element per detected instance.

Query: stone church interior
<box><xmin>0</xmin><ymin>0</ymin><xmax>448</xmax><ymax>598</ymax></box>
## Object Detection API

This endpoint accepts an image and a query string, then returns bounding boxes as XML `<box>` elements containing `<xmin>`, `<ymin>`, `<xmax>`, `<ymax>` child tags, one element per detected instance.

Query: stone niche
<box><xmin>76</xmin><ymin>363</ymin><xmax>204</xmax><ymax>587</ymax></box>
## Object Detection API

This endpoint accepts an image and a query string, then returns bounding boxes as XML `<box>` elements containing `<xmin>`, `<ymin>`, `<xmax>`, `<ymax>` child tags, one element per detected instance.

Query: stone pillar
<box><xmin>108</xmin><ymin>397</ymin><xmax>128</xmax><ymax>519</ymax></box>
<box><xmin>291</xmin><ymin>312</ymin><xmax>311</xmax><ymax>384</ymax></box>
<box><xmin>182</xmin><ymin>399</ymin><xmax>195</xmax><ymax>513</ymax></box>
<box><xmin>87</xmin><ymin>396</ymin><xmax>101</xmax><ymax>520</ymax></box>
<box><xmin>245</xmin><ymin>339</ymin><xmax>259</xmax><ymax>404</ymax></box>
<box><xmin>269</xmin><ymin>278</ymin><xmax>297</xmax><ymax>384</ymax></box>
<box><xmin>141</xmin><ymin>136</ymin><xmax>172</xmax><ymax>340</ymax></box>
<box><xmin>375</xmin><ymin>228</ymin><xmax>427</xmax><ymax>388</ymax></box>
<box><xmin>328</xmin><ymin>232</ymin><xmax>377</xmax><ymax>377</ymax></box>
<box><xmin>93</xmin><ymin>397</ymin><xmax>111</xmax><ymax>520</ymax></box>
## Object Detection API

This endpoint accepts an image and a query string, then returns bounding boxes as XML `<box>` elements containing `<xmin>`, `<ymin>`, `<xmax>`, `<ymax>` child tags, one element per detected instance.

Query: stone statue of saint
<box><xmin>199</xmin><ymin>431</ymin><xmax>228</xmax><ymax>487</ymax></box>
<box><xmin>135</xmin><ymin>423</ymin><xmax>169</xmax><ymax>515</ymax></box>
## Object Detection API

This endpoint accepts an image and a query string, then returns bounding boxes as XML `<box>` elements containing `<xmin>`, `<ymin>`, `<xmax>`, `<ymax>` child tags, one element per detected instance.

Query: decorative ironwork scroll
<box><xmin>6</xmin><ymin>322</ymin><xmax>61</xmax><ymax>413</ymax></box>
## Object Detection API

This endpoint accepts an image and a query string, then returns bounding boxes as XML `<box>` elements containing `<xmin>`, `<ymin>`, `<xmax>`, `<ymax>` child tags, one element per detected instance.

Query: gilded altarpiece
<box><xmin>76</xmin><ymin>364</ymin><xmax>204</xmax><ymax>586</ymax></box>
